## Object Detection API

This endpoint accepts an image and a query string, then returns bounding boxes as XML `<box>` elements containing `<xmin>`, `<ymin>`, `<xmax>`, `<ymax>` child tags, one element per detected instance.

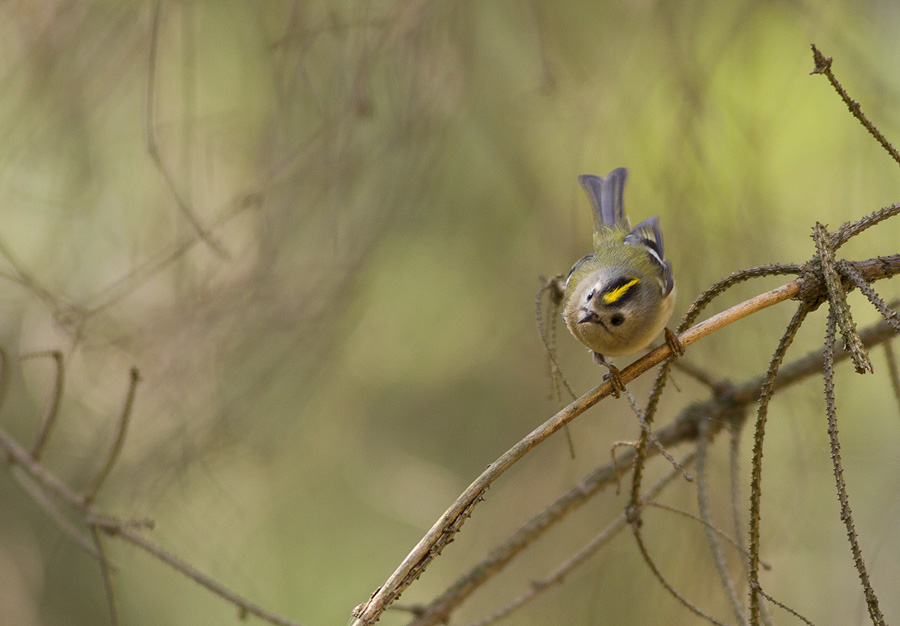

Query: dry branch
<box><xmin>352</xmin><ymin>254</ymin><xmax>900</xmax><ymax>626</ymax></box>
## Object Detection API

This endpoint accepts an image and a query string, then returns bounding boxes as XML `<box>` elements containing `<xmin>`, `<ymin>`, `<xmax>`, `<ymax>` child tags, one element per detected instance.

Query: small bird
<box><xmin>562</xmin><ymin>167</ymin><xmax>680</xmax><ymax>392</ymax></box>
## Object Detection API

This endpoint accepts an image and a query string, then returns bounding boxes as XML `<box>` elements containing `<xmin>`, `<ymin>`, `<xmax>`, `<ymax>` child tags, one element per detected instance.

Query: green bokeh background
<box><xmin>0</xmin><ymin>2</ymin><xmax>899</xmax><ymax>625</ymax></box>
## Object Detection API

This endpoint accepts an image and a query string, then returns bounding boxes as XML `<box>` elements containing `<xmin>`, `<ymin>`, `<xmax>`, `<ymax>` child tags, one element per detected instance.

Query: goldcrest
<box><xmin>563</xmin><ymin>167</ymin><xmax>677</xmax><ymax>384</ymax></box>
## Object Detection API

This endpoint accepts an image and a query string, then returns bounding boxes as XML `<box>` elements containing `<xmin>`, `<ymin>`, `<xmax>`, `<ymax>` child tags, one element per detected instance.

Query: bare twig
<box><xmin>673</xmin><ymin>358</ymin><xmax>731</xmax><ymax>395</ymax></box>
<box><xmin>10</xmin><ymin>466</ymin><xmax>99</xmax><ymax>558</ymax></box>
<box><xmin>832</xmin><ymin>204</ymin><xmax>900</xmax><ymax>249</ymax></box>
<box><xmin>822</xmin><ymin>312</ymin><xmax>885</xmax><ymax>626</ymax></box>
<box><xmin>748</xmin><ymin>302</ymin><xmax>813</xmax><ymax>625</ymax></box>
<box><xmin>752</xmin><ymin>583</ymin><xmax>817</xmax><ymax>626</ymax></box>
<box><xmin>536</xmin><ymin>277</ymin><xmax>577</xmax><ymax>458</ymax></box>
<box><xmin>458</xmin><ymin>455</ymin><xmax>694</xmax><ymax>626</ymax></box>
<box><xmin>353</xmin><ymin>277</ymin><xmax>803</xmax><ymax>625</ymax></box>
<box><xmin>623</xmin><ymin>387</ymin><xmax>692</xmax><ymax>482</ymax></box>
<box><xmin>91</xmin><ymin>524</ymin><xmax>120</xmax><ymax>626</ymax></box>
<box><xmin>632</xmin><ymin>523</ymin><xmax>730</xmax><ymax>626</ymax></box>
<box><xmin>728</xmin><ymin>421</ymin><xmax>776</xmax><ymax>626</ymax></box>
<box><xmin>84</xmin><ymin>367</ymin><xmax>141</xmax><ymax>504</ymax></box>
<box><xmin>91</xmin><ymin>520</ymin><xmax>304</xmax><ymax>626</ymax></box>
<box><xmin>837</xmin><ymin>261</ymin><xmax>900</xmax><ymax>334</ymax></box>
<box><xmin>811</xmin><ymin>44</ymin><xmax>900</xmax><ymax>168</ymax></box>
<box><xmin>0</xmin><ymin>369</ymin><xmax>301</xmax><ymax>626</ymax></box>
<box><xmin>354</xmin><ymin>256</ymin><xmax>900</xmax><ymax>626</ymax></box>
<box><xmin>405</xmin><ymin>314</ymin><xmax>899</xmax><ymax>626</ymax></box>
<box><xmin>0</xmin><ymin>419</ymin><xmax>89</xmax><ymax>508</ymax></box>
<box><xmin>646</xmin><ymin>500</ymin><xmax>761</xmax><ymax>567</ymax></box>
<box><xmin>20</xmin><ymin>350</ymin><xmax>65</xmax><ymax>460</ymax></box>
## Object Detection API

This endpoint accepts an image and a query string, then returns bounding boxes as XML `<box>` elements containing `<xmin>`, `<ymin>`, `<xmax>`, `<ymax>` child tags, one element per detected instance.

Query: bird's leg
<box><xmin>664</xmin><ymin>327</ymin><xmax>685</xmax><ymax>357</ymax></box>
<box><xmin>593</xmin><ymin>351</ymin><xmax>624</xmax><ymax>397</ymax></box>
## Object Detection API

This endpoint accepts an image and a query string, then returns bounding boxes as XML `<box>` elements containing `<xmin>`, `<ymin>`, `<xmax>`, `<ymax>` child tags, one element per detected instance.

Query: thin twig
<box><xmin>728</xmin><ymin>421</ymin><xmax>776</xmax><ymax>626</ymax></box>
<box><xmin>673</xmin><ymin>359</ymin><xmax>731</xmax><ymax>395</ymax></box>
<box><xmin>458</xmin><ymin>455</ymin><xmax>695</xmax><ymax>626</ymax></box>
<box><xmin>832</xmin><ymin>205</ymin><xmax>900</xmax><ymax>249</ymax></box>
<box><xmin>623</xmin><ymin>388</ymin><xmax>692</xmax><ymax>482</ymax></box>
<box><xmin>752</xmin><ymin>583</ymin><xmax>817</xmax><ymax>626</ymax></box>
<box><xmin>748</xmin><ymin>302</ymin><xmax>813</xmax><ymax>625</ymax></box>
<box><xmin>645</xmin><ymin>500</ymin><xmax>764</xmax><ymax>568</ymax></box>
<box><xmin>810</xmin><ymin>44</ymin><xmax>900</xmax><ymax>167</ymax></box>
<box><xmin>354</xmin><ymin>276</ymin><xmax>802</xmax><ymax>626</ymax></box>
<box><xmin>84</xmin><ymin>368</ymin><xmax>141</xmax><ymax>504</ymax></box>
<box><xmin>10</xmin><ymin>466</ymin><xmax>99</xmax><ymax>559</ymax></box>
<box><xmin>536</xmin><ymin>277</ymin><xmax>577</xmax><ymax>458</ymax></box>
<box><xmin>0</xmin><ymin>421</ymin><xmax>89</xmax><ymax>508</ymax></box>
<box><xmin>2</xmin><ymin>369</ymin><xmax>300</xmax><ymax>626</ymax></box>
<box><xmin>96</xmin><ymin>523</ymin><xmax>304</xmax><ymax>626</ymax></box>
<box><xmin>401</xmin><ymin>315</ymin><xmax>898</xmax><ymax>626</ymax></box>
<box><xmin>355</xmin><ymin>257</ymin><xmax>900</xmax><ymax>626</ymax></box>
<box><xmin>91</xmin><ymin>524</ymin><xmax>120</xmax><ymax>626</ymax></box>
<box><xmin>632</xmin><ymin>524</ymin><xmax>730</xmax><ymax>626</ymax></box>
<box><xmin>21</xmin><ymin>350</ymin><xmax>65</xmax><ymax>460</ymax></box>
<box><xmin>822</xmin><ymin>312</ymin><xmax>885</xmax><ymax>626</ymax></box>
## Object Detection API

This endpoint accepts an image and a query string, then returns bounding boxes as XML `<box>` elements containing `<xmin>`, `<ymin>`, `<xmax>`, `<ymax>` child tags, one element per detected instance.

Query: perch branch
<box><xmin>353</xmin><ymin>255</ymin><xmax>900</xmax><ymax>625</ymax></box>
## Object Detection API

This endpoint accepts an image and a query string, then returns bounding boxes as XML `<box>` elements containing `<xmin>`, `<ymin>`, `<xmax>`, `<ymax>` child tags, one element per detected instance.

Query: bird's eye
<box><xmin>610</xmin><ymin>313</ymin><xmax>625</xmax><ymax>326</ymax></box>
<box><xmin>586</xmin><ymin>290</ymin><xmax>594</xmax><ymax>302</ymax></box>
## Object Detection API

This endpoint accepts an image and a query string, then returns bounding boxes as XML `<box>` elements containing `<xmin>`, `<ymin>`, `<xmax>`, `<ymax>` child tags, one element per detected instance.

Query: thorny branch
<box><xmin>406</xmin><ymin>313</ymin><xmax>897</xmax><ymax>626</ymax></box>
<box><xmin>350</xmin><ymin>250</ymin><xmax>900</xmax><ymax>626</ymax></box>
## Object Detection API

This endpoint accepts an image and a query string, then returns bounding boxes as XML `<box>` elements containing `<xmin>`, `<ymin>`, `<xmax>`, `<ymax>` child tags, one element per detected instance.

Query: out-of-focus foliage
<box><xmin>0</xmin><ymin>1</ymin><xmax>898</xmax><ymax>625</ymax></box>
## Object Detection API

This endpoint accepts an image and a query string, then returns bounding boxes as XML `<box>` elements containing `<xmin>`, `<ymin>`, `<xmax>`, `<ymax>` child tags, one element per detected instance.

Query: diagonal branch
<box><xmin>351</xmin><ymin>277</ymin><xmax>804</xmax><ymax>626</ymax></box>
<box><xmin>351</xmin><ymin>256</ymin><xmax>900</xmax><ymax>626</ymax></box>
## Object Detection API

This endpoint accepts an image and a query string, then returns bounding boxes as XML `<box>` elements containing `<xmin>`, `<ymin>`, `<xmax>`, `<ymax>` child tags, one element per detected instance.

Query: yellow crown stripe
<box><xmin>602</xmin><ymin>278</ymin><xmax>640</xmax><ymax>304</ymax></box>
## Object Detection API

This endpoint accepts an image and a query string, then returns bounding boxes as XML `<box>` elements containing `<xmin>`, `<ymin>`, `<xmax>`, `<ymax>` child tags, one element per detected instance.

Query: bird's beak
<box><xmin>577</xmin><ymin>311</ymin><xmax>594</xmax><ymax>324</ymax></box>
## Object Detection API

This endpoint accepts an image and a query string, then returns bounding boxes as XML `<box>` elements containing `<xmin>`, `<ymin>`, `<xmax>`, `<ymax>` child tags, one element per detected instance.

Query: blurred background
<box><xmin>0</xmin><ymin>1</ymin><xmax>899</xmax><ymax>625</ymax></box>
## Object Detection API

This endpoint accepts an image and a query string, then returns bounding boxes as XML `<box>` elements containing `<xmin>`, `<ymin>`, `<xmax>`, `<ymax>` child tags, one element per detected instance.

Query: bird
<box><xmin>562</xmin><ymin>167</ymin><xmax>681</xmax><ymax>393</ymax></box>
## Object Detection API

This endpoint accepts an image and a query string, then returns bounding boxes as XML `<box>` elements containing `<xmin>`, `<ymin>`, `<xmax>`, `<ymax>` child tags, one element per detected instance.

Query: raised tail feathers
<box><xmin>578</xmin><ymin>167</ymin><xmax>629</xmax><ymax>231</ymax></box>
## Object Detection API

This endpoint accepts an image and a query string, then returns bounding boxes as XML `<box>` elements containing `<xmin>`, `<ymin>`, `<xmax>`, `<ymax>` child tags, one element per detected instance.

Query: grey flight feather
<box><xmin>578</xmin><ymin>167</ymin><xmax>629</xmax><ymax>231</ymax></box>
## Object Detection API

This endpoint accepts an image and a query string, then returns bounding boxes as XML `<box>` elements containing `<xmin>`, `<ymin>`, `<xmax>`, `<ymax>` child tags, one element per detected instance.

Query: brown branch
<box><xmin>354</xmin><ymin>254</ymin><xmax>900</xmax><ymax>626</ymax></box>
<box><xmin>351</xmin><ymin>277</ymin><xmax>803</xmax><ymax>625</ymax></box>
<box><xmin>395</xmin><ymin>268</ymin><xmax>900</xmax><ymax>626</ymax></box>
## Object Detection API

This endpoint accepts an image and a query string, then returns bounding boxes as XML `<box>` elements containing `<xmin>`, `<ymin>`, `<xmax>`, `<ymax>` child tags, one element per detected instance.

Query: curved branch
<box><xmin>352</xmin><ymin>255</ymin><xmax>900</xmax><ymax>625</ymax></box>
